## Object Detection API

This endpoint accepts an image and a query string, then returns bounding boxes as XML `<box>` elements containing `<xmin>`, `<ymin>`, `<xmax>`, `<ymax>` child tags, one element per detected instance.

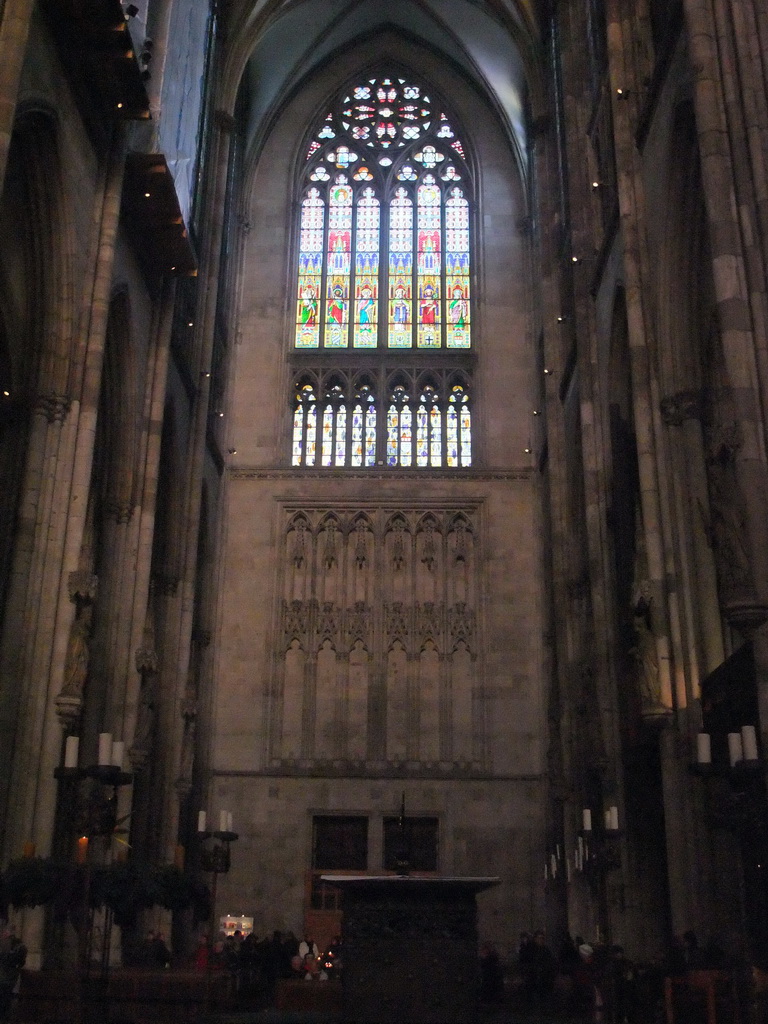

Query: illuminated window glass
<box><xmin>289</xmin><ymin>72</ymin><xmax>475</xmax><ymax>468</ymax></box>
<box><xmin>294</xmin><ymin>75</ymin><xmax>471</xmax><ymax>350</ymax></box>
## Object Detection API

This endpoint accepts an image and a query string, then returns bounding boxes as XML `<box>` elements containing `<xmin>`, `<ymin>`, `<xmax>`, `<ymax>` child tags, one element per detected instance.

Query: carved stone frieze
<box><xmin>135</xmin><ymin>621</ymin><xmax>159</xmax><ymax>676</ymax></box>
<box><xmin>345</xmin><ymin>601</ymin><xmax>371</xmax><ymax>645</ymax></box>
<box><xmin>316</xmin><ymin>600</ymin><xmax>338</xmax><ymax>641</ymax></box>
<box><xmin>448</xmin><ymin>602</ymin><xmax>474</xmax><ymax>645</ymax></box>
<box><xmin>385</xmin><ymin>601</ymin><xmax>410</xmax><ymax>641</ymax></box>
<box><xmin>105</xmin><ymin>501</ymin><xmax>133</xmax><ymax>525</ymax></box>
<box><xmin>36</xmin><ymin>393</ymin><xmax>71</xmax><ymax>423</ymax></box>
<box><xmin>284</xmin><ymin>598</ymin><xmax>309</xmax><ymax>643</ymax></box>
<box><xmin>54</xmin><ymin>693</ymin><xmax>82</xmax><ymax>731</ymax></box>
<box><xmin>417</xmin><ymin>601</ymin><xmax>442</xmax><ymax>642</ymax></box>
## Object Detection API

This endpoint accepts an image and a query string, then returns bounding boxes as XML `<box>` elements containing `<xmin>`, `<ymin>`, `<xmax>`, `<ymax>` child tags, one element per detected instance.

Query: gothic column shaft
<box><xmin>119</xmin><ymin>277</ymin><xmax>177</xmax><ymax>743</ymax></box>
<box><xmin>157</xmin><ymin>112</ymin><xmax>235</xmax><ymax>863</ymax></box>
<box><xmin>605</xmin><ymin>0</ymin><xmax>676</xmax><ymax>713</ymax></box>
<box><xmin>683</xmin><ymin>0</ymin><xmax>768</xmax><ymax>603</ymax></box>
<box><xmin>0</xmin><ymin>0</ymin><xmax>34</xmax><ymax>194</ymax></box>
<box><xmin>1</xmin><ymin>128</ymin><xmax>125</xmax><ymax>966</ymax></box>
<box><xmin>558</xmin><ymin>2</ymin><xmax>617</xmax><ymax>769</ymax></box>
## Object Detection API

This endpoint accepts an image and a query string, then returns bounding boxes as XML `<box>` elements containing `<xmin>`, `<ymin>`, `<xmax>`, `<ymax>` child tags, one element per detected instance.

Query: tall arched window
<box><xmin>291</xmin><ymin>72</ymin><xmax>473</xmax><ymax>468</ymax></box>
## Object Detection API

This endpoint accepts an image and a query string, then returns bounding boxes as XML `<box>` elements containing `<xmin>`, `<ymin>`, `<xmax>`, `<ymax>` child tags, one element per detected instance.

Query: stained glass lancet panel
<box><xmin>446</xmin><ymin>188</ymin><xmax>470</xmax><ymax>348</ymax></box>
<box><xmin>417</xmin><ymin>176</ymin><xmax>442</xmax><ymax>348</ymax></box>
<box><xmin>296</xmin><ymin>190</ymin><xmax>324</xmax><ymax>348</ymax></box>
<box><xmin>389</xmin><ymin>188</ymin><xmax>413</xmax><ymax>347</ymax></box>
<box><xmin>326</xmin><ymin>179</ymin><xmax>352</xmax><ymax>348</ymax></box>
<box><xmin>354</xmin><ymin>188</ymin><xmax>380</xmax><ymax>347</ymax></box>
<box><xmin>292</xmin><ymin>383</ymin><xmax>319</xmax><ymax>466</ymax></box>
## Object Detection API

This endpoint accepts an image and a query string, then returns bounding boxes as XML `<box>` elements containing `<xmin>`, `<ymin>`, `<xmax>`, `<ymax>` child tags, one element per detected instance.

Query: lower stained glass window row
<box><xmin>291</xmin><ymin>383</ymin><xmax>471</xmax><ymax>468</ymax></box>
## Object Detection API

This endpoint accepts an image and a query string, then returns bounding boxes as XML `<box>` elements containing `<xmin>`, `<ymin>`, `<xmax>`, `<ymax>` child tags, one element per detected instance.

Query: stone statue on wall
<box><xmin>629</xmin><ymin>586</ymin><xmax>666</xmax><ymax>719</ymax></box>
<box><xmin>61</xmin><ymin>604</ymin><xmax>93</xmax><ymax>699</ymax></box>
<box><xmin>705</xmin><ymin>428</ymin><xmax>753</xmax><ymax>599</ymax></box>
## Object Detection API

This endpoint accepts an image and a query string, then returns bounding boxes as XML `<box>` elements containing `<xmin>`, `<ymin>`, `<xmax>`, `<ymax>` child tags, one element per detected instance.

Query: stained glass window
<box><xmin>290</xmin><ymin>73</ymin><xmax>474</xmax><ymax>469</ymax></box>
<box><xmin>294</xmin><ymin>75</ymin><xmax>472</xmax><ymax>350</ymax></box>
<box><xmin>291</xmin><ymin>371</ymin><xmax>471</xmax><ymax>470</ymax></box>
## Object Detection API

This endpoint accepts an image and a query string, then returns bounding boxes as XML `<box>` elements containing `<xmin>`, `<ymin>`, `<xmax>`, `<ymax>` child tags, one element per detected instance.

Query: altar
<box><xmin>322</xmin><ymin>874</ymin><xmax>499</xmax><ymax>1024</ymax></box>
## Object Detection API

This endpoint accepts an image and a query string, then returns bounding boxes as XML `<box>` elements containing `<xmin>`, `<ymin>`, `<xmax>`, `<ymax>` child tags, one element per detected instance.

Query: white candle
<box><xmin>609</xmin><ymin>806</ymin><xmax>619</xmax><ymax>831</ymax></box>
<box><xmin>741</xmin><ymin>725</ymin><xmax>759</xmax><ymax>761</ymax></box>
<box><xmin>111</xmin><ymin>740</ymin><xmax>124</xmax><ymax>769</ymax></box>
<box><xmin>550</xmin><ymin>854</ymin><xmax>557</xmax><ymax>877</ymax></box>
<box><xmin>696</xmin><ymin>732</ymin><xmax>712</xmax><ymax>764</ymax></box>
<box><xmin>64</xmin><ymin>735</ymin><xmax>79</xmax><ymax>769</ymax></box>
<box><xmin>220</xmin><ymin>809</ymin><xmax>228</xmax><ymax>832</ymax></box>
<box><xmin>227</xmin><ymin>811</ymin><xmax>234</xmax><ymax>832</ymax></box>
<box><xmin>728</xmin><ymin>732</ymin><xmax>744</xmax><ymax>767</ymax></box>
<box><xmin>604</xmin><ymin>809</ymin><xmax>612</xmax><ymax>830</ymax></box>
<box><xmin>582</xmin><ymin>808</ymin><xmax>592</xmax><ymax>831</ymax></box>
<box><xmin>98</xmin><ymin>732</ymin><xmax>113</xmax><ymax>766</ymax></box>
<box><xmin>197</xmin><ymin>810</ymin><xmax>207</xmax><ymax>833</ymax></box>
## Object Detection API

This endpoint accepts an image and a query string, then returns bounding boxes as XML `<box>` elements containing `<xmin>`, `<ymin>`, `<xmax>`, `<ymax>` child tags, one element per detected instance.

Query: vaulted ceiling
<box><xmin>222</xmin><ymin>0</ymin><xmax>544</xmax><ymax>163</ymax></box>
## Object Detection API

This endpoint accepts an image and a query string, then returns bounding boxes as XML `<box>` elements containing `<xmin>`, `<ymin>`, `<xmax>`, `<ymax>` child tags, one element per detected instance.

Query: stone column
<box><xmin>2</xmin><ymin>125</ymin><xmax>126</xmax><ymax>966</ymax></box>
<box><xmin>683</xmin><ymin>0</ymin><xmax>768</xmax><ymax>615</ymax></box>
<box><xmin>155</xmin><ymin>109</ymin><xmax>236</xmax><ymax>865</ymax></box>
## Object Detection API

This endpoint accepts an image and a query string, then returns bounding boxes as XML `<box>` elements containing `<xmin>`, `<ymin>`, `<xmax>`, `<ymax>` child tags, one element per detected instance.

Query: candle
<box><xmin>76</xmin><ymin>836</ymin><xmax>89</xmax><ymax>864</ymax></box>
<box><xmin>604</xmin><ymin>809</ymin><xmax>612</xmax><ymax>830</ymax></box>
<box><xmin>111</xmin><ymin>740</ymin><xmax>124</xmax><ymax>769</ymax></box>
<box><xmin>220</xmin><ymin>809</ymin><xmax>228</xmax><ymax>832</ymax></box>
<box><xmin>696</xmin><ymin>732</ymin><xmax>712</xmax><ymax>764</ymax></box>
<box><xmin>582</xmin><ymin>808</ymin><xmax>592</xmax><ymax>832</ymax></box>
<box><xmin>550</xmin><ymin>854</ymin><xmax>557</xmax><ymax>877</ymax></box>
<box><xmin>197</xmin><ymin>810</ymin><xmax>207</xmax><ymax>833</ymax></box>
<box><xmin>64</xmin><ymin>735</ymin><xmax>79</xmax><ymax>769</ymax></box>
<box><xmin>227</xmin><ymin>811</ymin><xmax>234</xmax><ymax>833</ymax></box>
<box><xmin>741</xmin><ymin>725</ymin><xmax>759</xmax><ymax>761</ymax></box>
<box><xmin>728</xmin><ymin>732</ymin><xmax>744</xmax><ymax>767</ymax></box>
<box><xmin>609</xmin><ymin>806</ymin><xmax>619</xmax><ymax>831</ymax></box>
<box><xmin>98</xmin><ymin>732</ymin><xmax>112</xmax><ymax>766</ymax></box>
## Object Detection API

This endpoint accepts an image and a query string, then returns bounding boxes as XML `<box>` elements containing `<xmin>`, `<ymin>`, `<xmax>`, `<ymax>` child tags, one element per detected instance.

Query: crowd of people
<box><xmin>478</xmin><ymin>926</ymin><xmax>768</xmax><ymax>1022</ymax></box>
<box><xmin>0</xmin><ymin>930</ymin><xmax>27</xmax><ymax>1024</ymax></box>
<box><xmin>189</xmin><ymin>928</ymin><xmax>343</xmax><ymax>1003</ymax></box>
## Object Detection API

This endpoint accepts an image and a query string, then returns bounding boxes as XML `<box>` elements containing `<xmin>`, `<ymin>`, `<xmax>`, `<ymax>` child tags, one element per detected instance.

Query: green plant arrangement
<box><xmin>1</xmin><ymin>856</ymin><xmax>61</xmax><ymax>908</ymax></box>
<box><xmin>0</xmin><ymin>857</ymin><xmax>211</xmax><ymax>926</ymax></box>
<box><xmin>90</xmin><ymin>861</ymin><xmax>154</xmax><ymax>927</ymax></box>
<box><xmin>146</xmin><ymin>864</ymin><xmax>193</xmax><ymax>912</ymax></box>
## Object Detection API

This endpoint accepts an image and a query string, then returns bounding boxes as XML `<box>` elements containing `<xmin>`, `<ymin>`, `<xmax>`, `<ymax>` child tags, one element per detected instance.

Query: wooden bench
<box><xmin>275</xmin><ymin>978</ymin><xmax>343</xmax><ymax>1014</ymax></box>
<box><xmin>12</xmin><ymin>968</ymin><xmax>233</xmax><ymax>1023</ymax></box>
<box><xmin>664</xmin><ymin>969</ymin><xmax>740</xmax><ymax>1024</ymax></box>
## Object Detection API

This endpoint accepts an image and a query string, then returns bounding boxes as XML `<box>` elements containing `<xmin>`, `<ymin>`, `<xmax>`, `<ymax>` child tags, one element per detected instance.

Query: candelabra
<box><xmin>54</xmin><ymin>734</ymin><xmax>133</xmax><ymax>974</ymax></box>
<box><xmin>575</xmin><ymin>806</ymin><xmax>623</xmax><ymax>945</ymax></box>
<box><xmin>690</xmin><ymin>727</ymin><xmax>766</xmax><ymax>832</ymax></box>
<box><xmin>197</xmin><ymin>810</ymin><xmax>238</xmax><ymax>948</ymax></box>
